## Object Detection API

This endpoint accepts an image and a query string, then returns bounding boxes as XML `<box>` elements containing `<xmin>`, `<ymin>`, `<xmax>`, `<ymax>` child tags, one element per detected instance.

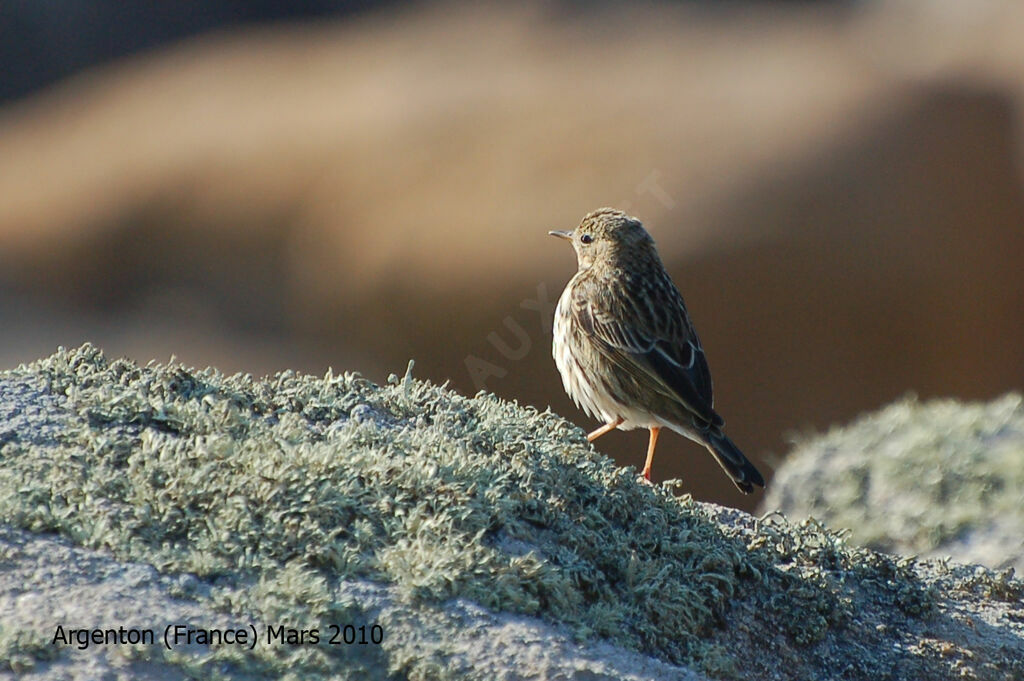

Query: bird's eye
<box><xmin>580</xmin><ymin>234</ymin><xmax>594</xmax><ymax>244</ymax></box>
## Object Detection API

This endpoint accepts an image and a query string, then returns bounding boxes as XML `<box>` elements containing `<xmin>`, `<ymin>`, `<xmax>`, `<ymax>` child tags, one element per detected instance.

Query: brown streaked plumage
<box><xmin>550</xmin><ymin>208</ymin><xmax>765</xmax><ymax>493</ymax></box>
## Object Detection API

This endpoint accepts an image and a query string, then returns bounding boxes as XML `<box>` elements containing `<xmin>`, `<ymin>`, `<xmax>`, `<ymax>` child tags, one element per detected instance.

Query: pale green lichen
<box><xmin>764</xmin><ymin>394</ymin><xmax>1024</xmax><ymax>564</ymax></box>
<box><xmin>0</xmin><ymin>625</ymin><xmax>58</xmax><ymax>673</ymax></box>
<box><xmin>0</xmin><ymin>345</ymin><xmax>1020</xmax><ymax>680</ymax></box>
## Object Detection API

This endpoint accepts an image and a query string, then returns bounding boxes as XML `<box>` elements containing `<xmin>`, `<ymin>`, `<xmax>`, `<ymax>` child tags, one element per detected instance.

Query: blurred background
<box><xmin>1</xmin><ymin>0</ymin><xmax>1022</xmax><ymax>511</ymax></box>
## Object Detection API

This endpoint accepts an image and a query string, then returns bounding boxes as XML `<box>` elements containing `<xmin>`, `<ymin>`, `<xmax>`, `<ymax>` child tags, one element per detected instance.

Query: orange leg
<box><xmin>641</xmin><ymin>427</ymin><xmax>661</xmax><ymax>481</ymax></box>
<box><xmin>587</xmin><ymin>417</ymin><xmax>624</xmax><ymax>442</ymax></box>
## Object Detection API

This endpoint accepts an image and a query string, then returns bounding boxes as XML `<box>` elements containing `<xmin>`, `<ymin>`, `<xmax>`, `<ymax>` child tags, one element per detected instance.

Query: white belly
<box><xmin>552</xmin><ymin>284</ymin><xmax>659</xmax><ymax>431</ymax></box>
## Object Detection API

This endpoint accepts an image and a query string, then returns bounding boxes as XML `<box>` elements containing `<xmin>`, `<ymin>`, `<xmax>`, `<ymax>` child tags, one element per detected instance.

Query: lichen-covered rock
<box><xmin>763</xmin><ymin>394</ymin><xmax>1024</xmax><ymax>573</ymax></box>
<box><xmin>1</xmin><ymin>345</ymin><xmax>1021</xmax><ymax>680</ymax></box>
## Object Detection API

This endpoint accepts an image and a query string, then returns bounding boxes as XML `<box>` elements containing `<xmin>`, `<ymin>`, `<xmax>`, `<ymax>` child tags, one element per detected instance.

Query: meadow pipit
<box><xmin>550</xmin><ymin>208</ymin><xmax>765</xmax><ymax>493</ymax></box>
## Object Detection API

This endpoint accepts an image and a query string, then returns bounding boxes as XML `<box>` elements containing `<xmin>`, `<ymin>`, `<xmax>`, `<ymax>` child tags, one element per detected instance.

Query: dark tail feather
<box><xmin>704</xmin><ymin>431</ymin><xmax>765</xmax><ymax>494</ymax></box>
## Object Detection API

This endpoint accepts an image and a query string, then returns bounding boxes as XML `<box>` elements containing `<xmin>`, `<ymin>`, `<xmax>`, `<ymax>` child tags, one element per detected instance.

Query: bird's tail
<box><xmin>704</xmin><ymin>430</ymin><xmax>765</xmax><ymax>494</ymax></box>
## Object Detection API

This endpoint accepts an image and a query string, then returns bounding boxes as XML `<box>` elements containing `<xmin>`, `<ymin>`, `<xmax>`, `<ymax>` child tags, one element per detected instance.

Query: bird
<box><xmin>549</xmin><ymin>208</ymin><xmax>765</xmax><ymax>493</ymax></box>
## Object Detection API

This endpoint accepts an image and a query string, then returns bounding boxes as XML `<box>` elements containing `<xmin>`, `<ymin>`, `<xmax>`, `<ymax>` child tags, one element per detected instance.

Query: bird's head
<box><xmin>549</xmin><ymin>208</ymin><xmax>655</xmax><ymax>270</ymax></box>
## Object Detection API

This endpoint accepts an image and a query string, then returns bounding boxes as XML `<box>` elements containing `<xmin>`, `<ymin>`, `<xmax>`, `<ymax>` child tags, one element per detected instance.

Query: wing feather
<box><xmin>570</xmin><ymin>272</ymin><xmax>723</xmax><ymax>427</ymax></box>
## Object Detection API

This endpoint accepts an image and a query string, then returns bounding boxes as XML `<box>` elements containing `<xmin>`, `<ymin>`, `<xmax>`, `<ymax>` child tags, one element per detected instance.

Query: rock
<box><xmin>763</xmin><ymin>393</ymin><xmax>1024</xmax><ymax>574</ymax></box>
<box><xmin>0</xmin><ymin>345</ymin><xmax>1021</xmax><ymax>680</ymax></box>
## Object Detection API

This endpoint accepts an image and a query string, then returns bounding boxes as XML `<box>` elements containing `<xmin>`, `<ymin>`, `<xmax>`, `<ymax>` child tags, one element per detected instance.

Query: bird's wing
<box><xmin>571</xmin><ymin>273</ymin><xmax>723</xmax><ymax>427</ymax></box>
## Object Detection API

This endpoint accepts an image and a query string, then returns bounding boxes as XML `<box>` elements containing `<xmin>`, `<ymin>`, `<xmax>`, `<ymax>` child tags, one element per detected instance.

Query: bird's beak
<box><xmin>548</xmin><ymin>230</ymin><xmax>573</xmax><ymax>241</ymax></box>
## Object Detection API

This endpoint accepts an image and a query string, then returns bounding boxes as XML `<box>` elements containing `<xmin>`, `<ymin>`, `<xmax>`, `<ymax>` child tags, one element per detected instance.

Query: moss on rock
<box><xmin>1</xmin><ymin>345</ymin><xmax>1021</xmax><ymax>680</ymax></box>
<box><xmin>763</xmin><ymin>393</ymin><xmax>1024</xmax><ymax>571</ymax></box>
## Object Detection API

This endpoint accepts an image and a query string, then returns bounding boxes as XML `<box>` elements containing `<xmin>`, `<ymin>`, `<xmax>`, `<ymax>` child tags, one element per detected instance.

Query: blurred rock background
<box><xmin>763</xmin><ymin>393</ymin><xmax>1024</xmax><ymax>572</ymax></box>
<box><xmin>1</xmin><ymin>0</ymin><xmax>1022</xmax><ymax>511</ymax></box>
